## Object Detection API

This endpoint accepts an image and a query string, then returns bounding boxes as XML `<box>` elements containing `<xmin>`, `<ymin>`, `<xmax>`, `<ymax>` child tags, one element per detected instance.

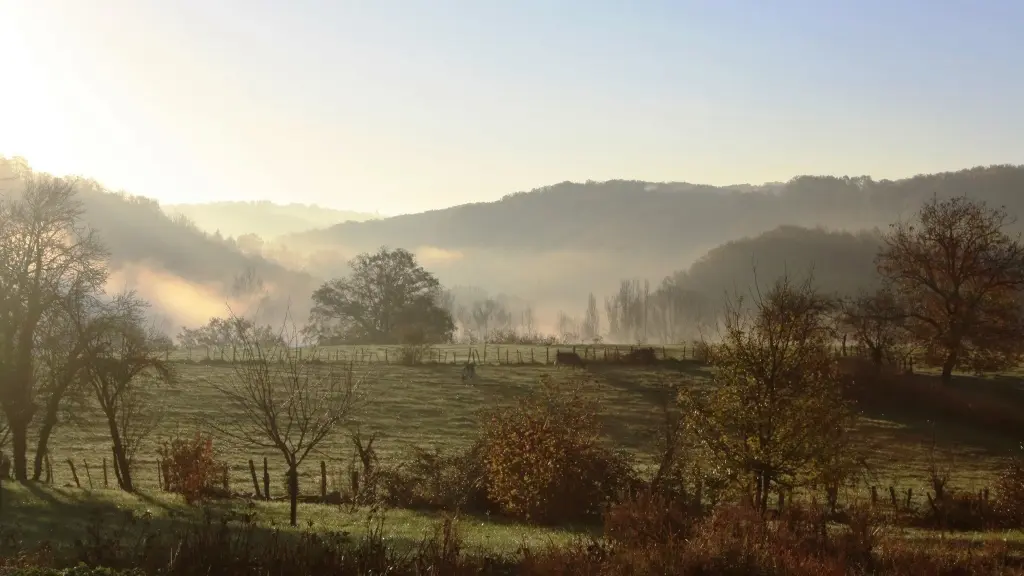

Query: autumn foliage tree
<box><xmin>877</xmin><ymin>197</ymin><xmax>1024</xmax><ymax>383</ymax></box>
<box><xmin>679</xmin><ymin>274</ymin><xmax>860</xmax><ymax>514</ymax></box>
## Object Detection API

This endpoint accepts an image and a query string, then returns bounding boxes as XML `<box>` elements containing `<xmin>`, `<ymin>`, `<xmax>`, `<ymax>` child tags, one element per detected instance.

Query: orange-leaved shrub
<box><xmin>157</xmin><ymin>432</ymin><xmax>228</xmax><ymax>504</ymax></box>
<box><xmin>478</xmin><ymin>375</ymin><xmax>636</xmax><ymax>525</ymax></box>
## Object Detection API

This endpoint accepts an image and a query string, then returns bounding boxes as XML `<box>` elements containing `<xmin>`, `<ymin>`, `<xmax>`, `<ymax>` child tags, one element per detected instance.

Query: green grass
<box><xmin>8</xmin><ymin>357</ymin><xmax>1023</xmax><ymax>557</ymax></box>
<box><xmin>0</xmin><ymin>484</ymin><xmax>583</xmax><ymax>558</ymax></box>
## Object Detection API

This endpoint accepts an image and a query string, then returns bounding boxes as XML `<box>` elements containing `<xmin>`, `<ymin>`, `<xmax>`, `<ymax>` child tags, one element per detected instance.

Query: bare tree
<box><xmin>581</xmin><ymin>293</ymin><xmax>601</xmax><ymax>342</ymax></box>
<box><xmin>877</xmin><ymin>196</ymin><xmax>1024</xmax><ymax>383</ymax></box>
<box><xmin>840</xmin><ymin>288</ymin><xmax>906</xmax><ymax>368</ymax></box>
<box><xmin>81</xmin><ymin>292</ymin><xmax>173</xmax><ymax>492</ymax></box>
<box><xmin>212</xmin><ymin>310</ymin><xmax>370</xmax><ymax>526</ymax></box>
<box><xmin>0</xmin><ymin>174</ymin><xmax>108</xmax><ymax>481</ymax></box>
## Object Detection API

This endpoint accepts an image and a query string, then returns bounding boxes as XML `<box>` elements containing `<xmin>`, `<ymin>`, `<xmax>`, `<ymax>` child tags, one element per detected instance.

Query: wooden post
<box><xmin>45</xmin><ymin>453</ymin><xmax>52</xmax><ymax>484</ymax></box>
<box><xmin>320</xmin><ymin>461</ymin><xmax>327</xmax><ymax>500</ymax></box>
<box><xmin>263</xmin><ymin>457</ymin><xmax>271</xmax><ymax>500</ymax></box>
<box><xmin>83</xmin><ymin>460</ymin><xmax>93</xmax><ymax>489</ymax></box>
<box><xmin>157</xmin><ymin>461</ymin><xmax>163</xmax><ymax>490</ymax></box>
<box><xmin>546</xmin><ymin>347</ymin><xmax>549</xmax><ymax>364</ymax></box>
<box><xmin>67</xmin><ymin>459</ymin><xmax>81</xmax><ymax>488</ymax></box>
<box><xmin>103</xmin><ymin>458</ymin><xmax>109</xmax><ymax>488</ymax></box>
<box><xmin>249</xmin><ymin>459</ymin><xmax>262</xmax><ymax>498</ymax></box>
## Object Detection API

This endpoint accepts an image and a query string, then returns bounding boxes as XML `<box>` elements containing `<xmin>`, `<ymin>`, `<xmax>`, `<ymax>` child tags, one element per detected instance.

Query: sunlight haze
<box><xmin>1</xmin><ymin>0</ymin><xmax>1022</xmax><ymax>215</ymax></box>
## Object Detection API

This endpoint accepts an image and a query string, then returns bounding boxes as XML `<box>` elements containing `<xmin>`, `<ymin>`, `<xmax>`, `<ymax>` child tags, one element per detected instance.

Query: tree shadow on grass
<box><xmin>851</xmin><ymin>371</ymin><xmax>1024</xmax><ymax>472</ymax></box>
<box><xmin>0</xmin><ymin>484</ymin><xmax>448</xmax><ymax>570</ymax></box>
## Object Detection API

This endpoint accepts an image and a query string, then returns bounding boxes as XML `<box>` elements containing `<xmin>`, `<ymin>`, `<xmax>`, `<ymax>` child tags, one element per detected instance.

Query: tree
<box><xmin>81</xmin><ymin>292</ymin><xmax>173</xmax><ymax>492</ymax></box>
<box><xmin>213</xmin><ymin>311</ymin><xmax>369</xmax><ymax>526</ymax></box>
<box><xmin>679</xmin><ymin>274</ymin><xmax>860</xmax><ymax>514</ymax></box>
<box><xmin>877</xmin><ymin>196</ymin><xmax>1024</xmax><ymax>383</ymax></box>
<box><xmin>306</xmin><ymin>247</ymin><xmax>455</xmax><ymax>344</ymax></box>
<box><xmin>840</xmin><ymin>288</ymin><xmax>906</xmax><ymax>368</ymax></box>
<box><xmin>0</xmin><ymin>175</ymin><xmax>108</xmax><ymax>481</ymax></box>
<box><xmin>472</xmin><ymin>298</ymin><xmax>507</xmax><ymax>341</ymax></box>
<box><xmin>581</xmin><ymin>293</ymin><xmax>600</xmax><ymax>342</ymax></box>
<box><xmin>31</xmin><ymin>289</ymin><xmax>106</xmax><ymax>480</ymax></box>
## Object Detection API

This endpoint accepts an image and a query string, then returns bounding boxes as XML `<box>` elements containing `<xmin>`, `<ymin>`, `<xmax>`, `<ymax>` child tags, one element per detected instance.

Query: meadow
<box><xmin>17</xmin><ymin>346</ymin><xmax>1020</xmax><ymax>550</ymax></box>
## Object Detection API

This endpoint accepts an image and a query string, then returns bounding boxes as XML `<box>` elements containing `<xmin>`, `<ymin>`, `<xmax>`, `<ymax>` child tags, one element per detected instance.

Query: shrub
<box><xmin>996</xmin><ymin>443</ymin><xmax>1024</xmax><ymax>528</ymax></box>
<box><xmin>603</xmin><ymin>489</ymin><xmax>701</xmax><ymax>548</ymax></box>
<box><xmin>378</xmin><ymin>443</ymin><xmax>493</xmax><ymax>513</ymax></box>
<box><xmin>398</xmin><ymin>343</ymin><xmax>433</xmax><ymax>365</ymax></box>
<box><xmin>478</xmin><ymin>375</ymin><xmax>637</xmax><ymax>524</ymax></box>
<box><xmin>156</xmin><ymin>432</ymin><xmax>228</xmax><ymax>504</ymax></box>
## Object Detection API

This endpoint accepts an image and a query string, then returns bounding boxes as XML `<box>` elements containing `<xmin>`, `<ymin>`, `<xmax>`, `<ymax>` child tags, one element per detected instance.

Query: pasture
<box><xmin>5</xmin><ymin>345</ymin><xmax>1024</xmax><ymax>562</ymax></box>
<box><xmin>38</xmin><ymin>347</ymin><xmax>1019</xmax><ymax>504</ymax></box>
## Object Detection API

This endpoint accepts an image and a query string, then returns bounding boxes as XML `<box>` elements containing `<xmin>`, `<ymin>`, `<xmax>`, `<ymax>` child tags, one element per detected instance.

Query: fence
<box><xmin>34</xmin><ymin>453</ymin><xmax>998</xmax><ymax>519</ymax></box>
<box><xmin>167</xmin><ymin>343</ymin><xmax>710</xmax><ymax>366</ymax></box>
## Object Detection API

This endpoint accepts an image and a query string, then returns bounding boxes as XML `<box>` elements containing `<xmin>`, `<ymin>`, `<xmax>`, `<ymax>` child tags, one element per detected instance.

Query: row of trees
<box><xmin>0</xmin><ymin>176</ymin><xmax>366</xmax><ymax>528</ymax></box>
<box><xmin>0</xmin><ymin>176</ymin><xmax>173</xmax><ymax>484</ymax></box>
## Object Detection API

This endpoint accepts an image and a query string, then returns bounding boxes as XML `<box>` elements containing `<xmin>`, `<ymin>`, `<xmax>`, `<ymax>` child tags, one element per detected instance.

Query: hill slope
<box><xmin>288</xmin><ymin>166</ymin><xmax>1024</xmax><ymax>255</ymax></box>
<box><xmin>162</xmin><ymin>201</ymin><xmax>380</xmax><ymax>239</ymax></box>
<box><xmin>0</xmin><ymin>157</ymin><xmax>319</xmax><ymax>331</ymax></box>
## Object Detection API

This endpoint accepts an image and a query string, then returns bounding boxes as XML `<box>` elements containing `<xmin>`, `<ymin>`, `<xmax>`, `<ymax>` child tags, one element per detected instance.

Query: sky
<box><xmin>1</xmin><ymin>0</ymin><xmax>1022</xmax><ymax>216</ymax></box>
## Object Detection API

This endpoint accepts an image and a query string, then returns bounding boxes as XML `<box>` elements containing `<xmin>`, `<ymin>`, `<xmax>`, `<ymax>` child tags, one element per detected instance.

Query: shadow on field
<box><xmin>849</xmin><ymin>370</ymin><xmax>1024</xmax><ymax>475</ymax></box>
<box><xmin>0</xmin><ymin>484</ymin><xmax>436</xmax><ymax>566</ymax></box>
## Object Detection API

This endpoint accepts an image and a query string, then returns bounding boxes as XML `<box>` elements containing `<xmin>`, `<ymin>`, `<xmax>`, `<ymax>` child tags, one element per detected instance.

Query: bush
<box><xmin>156</xmin><ymin>432</ymin><xmax>228</xmax><ymax>504</ymax></box>
<box><xmin>996</xmin><ymin>443</ymin><xmax>1024</xmax><ymax>528</ymax></box>
<box><xmin>378</xmin><ymin>443</ymin><xmax>493</xmax><ymax>513</ymax></box>
<box><xmin>398</xmin><ymin>343</ymin><xmax>433</xmax><ymax>365</ymax></box>
<box><xmin>478</xmin><ymin>375</ymin><xmax>637</xmax><ymax>524</ymax></box>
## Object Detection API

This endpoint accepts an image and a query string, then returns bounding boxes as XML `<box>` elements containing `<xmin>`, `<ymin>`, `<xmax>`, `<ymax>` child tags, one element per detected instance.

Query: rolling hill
<box><xmin>161</xmin><ymin>201</ymin><xmax>380</xmax><ymax>240</ymax></box>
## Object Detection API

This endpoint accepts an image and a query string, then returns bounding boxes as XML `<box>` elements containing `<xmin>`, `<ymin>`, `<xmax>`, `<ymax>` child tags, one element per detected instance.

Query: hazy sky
<box><xmin>1</xmin><ymin>0</ymin><xmax>1021</xmax><ymax>215</ymax></box>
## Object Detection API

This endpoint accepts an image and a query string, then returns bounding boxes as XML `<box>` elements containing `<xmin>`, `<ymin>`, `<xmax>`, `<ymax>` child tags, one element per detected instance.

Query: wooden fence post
<box><xmin>320</xmin><ymin>461</ymin><xmax>327</xmax><ymax>500</ymax></box>
<box><xmin>249</xmin><ymin>459</ymin><xmax>262</xmax><ymax>498</ymax></box>
<box><xmin>103</xmin><ymin>458</ymin><xmax>109</xmax><ymax>488</ymax></box>
<box><xmin>263</xmin><ymin>457</ymin><xmax>271</xmax><ymax>500</ymax></box>
<box><xmin>83</xmin><ymin>460</ymin><xmax>93</xmax><ymax>489</ymax></box>
<box><xmin>67</xmin><ymin>459</ymin><xmax>81</xmax><ymax>488</ymax></box>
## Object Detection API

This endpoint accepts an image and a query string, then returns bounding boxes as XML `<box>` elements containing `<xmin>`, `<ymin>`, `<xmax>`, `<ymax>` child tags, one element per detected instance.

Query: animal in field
<box><xmin>555</xmin><ymin>350</ymin><xmax>586</xmax><ymax>370</ymax></box>
<box><xmin>461</xmin><ymin>361</ymin><xmax>477</xmax><ymax>383</ymax></box>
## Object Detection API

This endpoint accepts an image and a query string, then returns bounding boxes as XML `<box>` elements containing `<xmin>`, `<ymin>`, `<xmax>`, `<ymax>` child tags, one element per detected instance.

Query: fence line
<box><xmin>166</xmin><ymin>343</ymin><xmax>710</xmax><ymax>366</ymax></box>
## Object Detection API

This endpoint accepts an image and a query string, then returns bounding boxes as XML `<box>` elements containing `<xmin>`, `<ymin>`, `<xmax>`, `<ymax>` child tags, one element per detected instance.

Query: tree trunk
<box><xmin>32</xmin><ymin>415</ymin><xmax>57</xmax><ymax>481</ymax></box>
<box><xmin>940</xmin><ymin>349</ymin><xmax>959</xmax><ymax>385</ymax></box>
<box><xmin>32</xmin><ymin>390</ymin><xmax>66</xmax><ymax>481</ymax></box>
<box><xmin>9</xmin><ymin>421</ymin><xmax>29</xmax><ymax>483</ymax></box>
<box><xmin>288</xmin><ymin>465</ymin><xmax>298</xmax><ymax>527</ymax></box>
<box><xmin>105</xmin><ymin>413</ymin><xmax>133</xmax><ymax>492</ymax></box>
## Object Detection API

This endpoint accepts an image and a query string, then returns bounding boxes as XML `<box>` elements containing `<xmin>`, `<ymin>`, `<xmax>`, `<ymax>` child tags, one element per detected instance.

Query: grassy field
<box><xmin>37</xmin><ymin>356</ymin><xmax>1018</xmax><ymax>500</ymax></box>
<box><xmin>5</xmin><ymin>355</ymin><xmax>1022</xmax><ymax>560</ymax></box>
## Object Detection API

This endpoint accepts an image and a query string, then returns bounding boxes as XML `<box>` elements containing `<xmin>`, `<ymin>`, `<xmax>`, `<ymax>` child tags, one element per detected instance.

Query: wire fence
<box><xmin>166</xmin><ymin>342</ymin><xmax>710</xmax><ymax>365</ymax></box>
